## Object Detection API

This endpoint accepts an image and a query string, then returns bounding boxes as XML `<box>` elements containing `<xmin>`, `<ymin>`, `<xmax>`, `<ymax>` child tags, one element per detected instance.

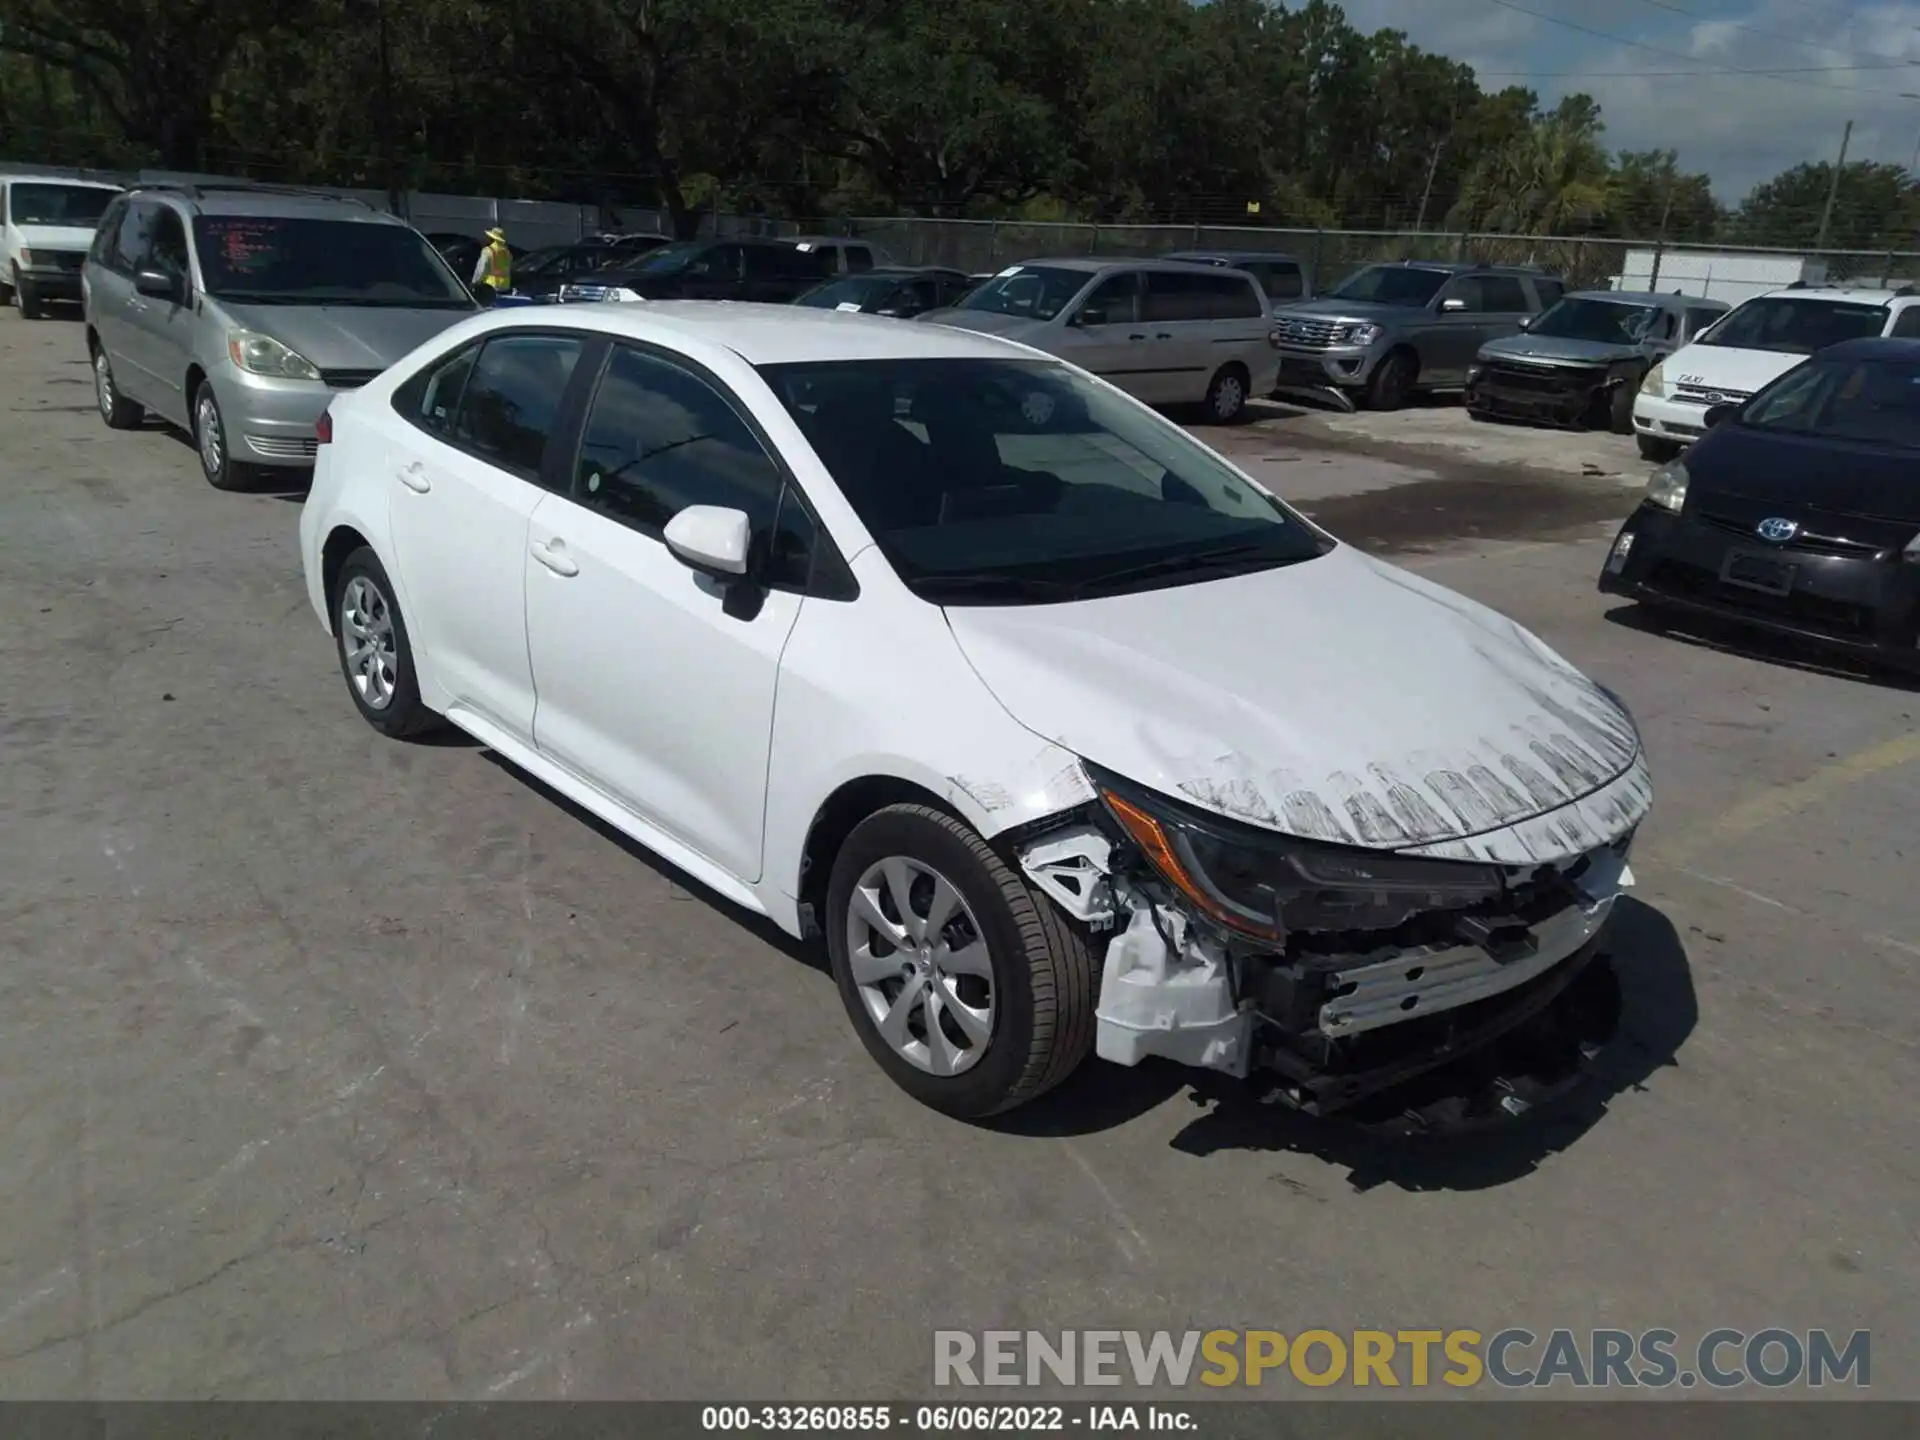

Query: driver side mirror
<box><xmin>1516</xmin><ymin>314</ymin><xmax>1532</xmax><ymax>331</ymax></box>
<box><xmin>134</xmin><ymin>267</ymin><xmax>184</xmax><ymax>304</ymax></box>
<box><xmin>469</xmin><ymin>282</ymin><xmax>495</xmax><ymax>306</ymax></box>
<box><xmin>1439</xmin><ymin>297</ymin><xmax>1468</xmax><ymax>313</ymax></box>
<box><xmin>665</xmin><ymin>505</ymin><xmax>751</xmax><ymax>578</ymax></box>
<box><xmin>1071</xmin><ymin>305</ymin><xmax>1106</xmax><ymax>328</ymax></box>
<box><xmin>1704</xmin><ymin>404</ymin><xmax>1738</xmax><ymax>430</ymax></box>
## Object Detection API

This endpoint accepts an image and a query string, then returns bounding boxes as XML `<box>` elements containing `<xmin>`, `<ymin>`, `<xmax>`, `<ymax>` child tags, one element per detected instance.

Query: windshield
<box><xmin>1697</xmin><ymin>297</ymin><xmax>1888</xmax><ymax>356</ymax></box>
<box><xmin>1529</xmin><ymin>297</ymin><xmax>1660</xmax><ymax>344</ymax></box>
<box><xmin>953</xmin><ymin>265</ymin><xmax>1089</xmax><ymax>320</ymax></box>
<box><xmin>1740</xmin><ymin>355</ymin><xmax>1920</xmax><ymax>450</ymax></box>
<box><xmin>628</xmin><ymin>240</ymin><xmax>708</xmax><ymax>275</ymax></box>
<box><xmin>756</xmin><ymin>357</ymin><xmax>1330</xmax><ymax>604</ymax></box>
<box><xmin>9</xmin><ymin>183</ymin><xmax>118</xmax><ymax>227</ymax></box>
<box><xmin>1325</xmin><ymin>265</ymin><xmax>1448</xmax><ymax>307</ymax></box>
<box><xmin>796</xmin><ymin>275</ymin><xmax>894</xmax><ymax>309</ymax></box>
<box><xmin>192</xmin><ymin>216</ymin><xmax>474</xmax><ymax>308</ymax></box>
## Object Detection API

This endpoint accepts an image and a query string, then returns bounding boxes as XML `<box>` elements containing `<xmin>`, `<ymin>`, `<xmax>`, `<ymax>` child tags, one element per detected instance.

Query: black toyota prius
<box><xmin>1599</xmin><ymin>336</ymin><xmax>1920</xmax><ymax>666</ymax></box>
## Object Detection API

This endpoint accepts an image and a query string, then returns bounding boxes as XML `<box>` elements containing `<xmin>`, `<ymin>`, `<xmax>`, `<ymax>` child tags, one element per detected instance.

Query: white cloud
<box><xmin>1335</xmin><ymin>0</ymin><xmax>1920</xmax><ymax>198</ymax></box>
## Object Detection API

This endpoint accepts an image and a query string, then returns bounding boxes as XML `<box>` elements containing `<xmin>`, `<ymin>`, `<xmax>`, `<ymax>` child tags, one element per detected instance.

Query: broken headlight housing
<box><xmin>1089</xmin><ymin>765</ymin><xmax>1505</xmax><ymax>942</ymax></box>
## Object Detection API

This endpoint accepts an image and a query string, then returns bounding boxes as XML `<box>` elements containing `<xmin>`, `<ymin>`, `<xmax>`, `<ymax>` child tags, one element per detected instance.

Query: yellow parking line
<box><xmin>1650</xmin><ymin>730</ymin><xmax>1920</xmax><ymax>863</ymax></box>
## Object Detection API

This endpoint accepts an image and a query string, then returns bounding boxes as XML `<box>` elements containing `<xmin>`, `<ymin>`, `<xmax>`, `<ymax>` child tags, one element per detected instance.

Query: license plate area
<box><xmin>1721</xmin><ymin>549</ymin><xmax>1796</xmax><ymax>596</ymax></box>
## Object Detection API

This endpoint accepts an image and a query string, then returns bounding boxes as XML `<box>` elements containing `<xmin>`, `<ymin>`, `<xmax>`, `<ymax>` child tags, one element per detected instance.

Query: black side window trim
<box><xmin>389</xmin><ymin>329</ymin><xmax>599</xmax><ymax>494</ymax></box>
<box><xmin>559</xmin><ymin>336</ymin><xmax>858</xmax><ymax>601</ymax></box>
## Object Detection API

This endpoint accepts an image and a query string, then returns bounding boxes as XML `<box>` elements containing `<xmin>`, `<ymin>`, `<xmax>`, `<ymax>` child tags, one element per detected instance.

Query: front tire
<box><xmin>13</xmin><ymin>265</ymin><xmax>45</xmax><ymax>320</ymax></box>
<box><xmin>332</xmin><ymin>546</ymin><xmax>439</xmax><ymax>738</ymax></box>
<box><xmin>1202</xmin><ymin>364</ymin><xmax>1249</xmax><ymax>424</ymax></box>
<box><xmin>826</xmin><ymin>804</ymin><xmax>1097</xmax><ymax>1118</ymax></box>
<box><xmin>1362</xmin><ymin>348</ymin><xmax>1414</xmax><ymax>411</ymax></box>
<box><xmin>1636</xmin><ymin>433</ymin><xmax>1680</xmax><ymax>463</ymax></box>
<box><xmin>194</xmin><ymin>381</ymin><xmax>249</xmax><ymax>491</ymax></box>
<box><xmin>1608</xmin><ymin>381</ymin><xmax>1636</xmax><ymax>435</ymax></box>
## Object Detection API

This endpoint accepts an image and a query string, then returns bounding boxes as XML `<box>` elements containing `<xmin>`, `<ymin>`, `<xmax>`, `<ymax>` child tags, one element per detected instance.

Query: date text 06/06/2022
<box><xmin>701</xmin><ymin>1404</ymin><xmax>1197</xmax><ymax>1432</ymax></box>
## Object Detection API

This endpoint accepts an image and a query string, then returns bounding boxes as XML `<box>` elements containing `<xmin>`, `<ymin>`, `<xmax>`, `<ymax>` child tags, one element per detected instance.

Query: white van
<box><xmin>1632</xmin><ymin>284</ymin><xmax>1920</xmax><ymax>460</ymax></box>
<box><xmin>1</xmin><ymin>174</ymin><xmax>123</xmax><ymax>319</ymax></box>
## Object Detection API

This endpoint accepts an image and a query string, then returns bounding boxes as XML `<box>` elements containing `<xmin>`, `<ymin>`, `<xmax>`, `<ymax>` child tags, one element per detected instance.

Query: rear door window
<box><xmin>451</xmin><ymin>333</ymin><xmax>586</xmax><ymax>481</ymax></box>
<box><xmin>1147</xmin><ymin>270</ymin><xmax>1263</xmax><ymax>321</ymax></box>
<box><xmin>1532</xmin><ymin>278</ymin><xmax>1565</xmax><ymax>308</ymax></box>
<box><xmin>1478</xmin><ymin>276</ymin><xmax>1532</xmax><ymax>313</ymax></box>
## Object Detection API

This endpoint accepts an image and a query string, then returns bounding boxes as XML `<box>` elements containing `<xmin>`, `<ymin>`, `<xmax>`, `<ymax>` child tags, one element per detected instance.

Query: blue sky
<box><xmin>1333</xmin><ymin>1</ymin><xmax>1920</xmax><ymax>198</ymax></box>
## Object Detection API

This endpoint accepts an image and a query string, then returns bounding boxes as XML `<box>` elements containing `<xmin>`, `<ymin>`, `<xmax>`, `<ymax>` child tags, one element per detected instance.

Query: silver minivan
<box><xmin>917</xmin><ymin>257</ymin><xmax>1281</xmax><ymax>422</ymax></box>
<box><xmin>83</xmin><ymin>183</ymin><xmax>478</xmax><ymax>489</ymax></box>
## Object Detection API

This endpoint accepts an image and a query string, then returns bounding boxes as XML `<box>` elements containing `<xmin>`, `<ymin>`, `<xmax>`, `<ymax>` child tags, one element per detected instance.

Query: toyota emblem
<box><xmin>1756</xmin><ymin>517</ymin><xmax>1799</xmax><ymax>543</ymax></box>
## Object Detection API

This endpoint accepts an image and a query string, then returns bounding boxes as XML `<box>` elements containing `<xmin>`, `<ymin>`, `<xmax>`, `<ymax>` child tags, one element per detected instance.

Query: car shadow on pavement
<box><xmin>476</xmin><ymin>749</ymin><xmax>827</xmax><ymax>973</ymax></box>
<box><xmin>995</xmin><ymin>897</ymin><xmax>1696</xmax><ymax>1192</ymax></box>
<box><xmin>1604</xmin><ymin>601</ymin><xmax>1920</xmax><ymax>692</ymax></box>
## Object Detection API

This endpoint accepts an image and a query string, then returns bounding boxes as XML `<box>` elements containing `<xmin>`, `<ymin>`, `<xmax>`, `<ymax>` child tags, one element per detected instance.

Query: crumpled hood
<box><xmin>219</xmin><ymin>303</ymin><xmax>473</xmax><ymax>371</ymax></box>
<box><xmin>1661</xmin><ymin>341</ymin><xmax>1803</xmax><ymax>396</ymax></box>
<box><xmin>1479</xmin><ymin>334</ymin><xmax>1638</xmax><ymax>366</ymax></box>
<box><xmin>916</xmin><ymin>308</ymin><xmax>1049</xmax><ymax>340</ymax></box>
<box><xmin>943</xmin><ymin>546</ymin><xmax>1645</xmax><ymax>861</ymax></box>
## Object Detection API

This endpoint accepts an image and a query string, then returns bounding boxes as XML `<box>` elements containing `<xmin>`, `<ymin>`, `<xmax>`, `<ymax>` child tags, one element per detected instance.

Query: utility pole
<box><xmin>376</xmin><ymin>0</ymin><xmax>402</xmax><ymax>216</ymax></box>
<box><xmin>1814</xmin><ymin>119</ymin><xmax>1852</xmax><ymax>251</ymax></box>
<box><xmin>1647</xmin><ymin>164</ymin><xmax>1676</xmax><ymax>292</ymax></box>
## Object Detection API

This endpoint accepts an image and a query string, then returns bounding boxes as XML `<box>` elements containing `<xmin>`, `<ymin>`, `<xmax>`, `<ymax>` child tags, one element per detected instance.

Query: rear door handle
<box><xmin>531</xmin><ymin>539</ymin><xmax>579</xmax><ymax>577</ymax></box>
<box><xmin>1154</xmin><ymin>332</ymin><xmax>1173</xmax><ymax>340</ymax></box>
<box><xmin>396</xmin><ymin>461</ymin><xmax>431</xmax><ymax>493</ymax></box>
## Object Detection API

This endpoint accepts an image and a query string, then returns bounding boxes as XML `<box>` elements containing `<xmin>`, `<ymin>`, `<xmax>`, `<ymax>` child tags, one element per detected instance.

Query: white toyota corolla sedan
<box><xmin>299</xmin><ymin>302</ymin><xmax>1651</xmax><ymax>1124</ymax></box>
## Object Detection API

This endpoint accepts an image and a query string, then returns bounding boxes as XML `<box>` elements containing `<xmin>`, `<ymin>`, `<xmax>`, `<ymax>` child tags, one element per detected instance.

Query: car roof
<box><xmin>132</xmin><ymin>184</ymin><xmax>405</xmax><ymax>223</ymax></box>
<box><xmin>1761</xmin><ymin>286</ymin><xmax>1907</xmax><ymax>303</ymax></box>
<box><xmin>0</xmin><ymin>173</ymin><xmax>122</xmax><ymax>191</ymax></box>
<box><xmin>1008</xmin><ymin>255</ymin><xmax>1263</xmax><ymax>276</ymax></box>
<box><xmin>1165</xmin><ymin>249</ymin><xmax>1302</xmax><ymax>264</ymax></box>
<box><xmin>1569</xmin><ymin>289</ymin><xmax>1725</xmax><ymax>308</ymax></box>
<box><xmin>478</xmin><ymin>300</ymin><xmax>1049</xmax><ymax>366</ymax></box>
<box><xmin>1815</xmin><ymin>336</ymin><xmax>1920</xmax><ymax>361</ymax></box>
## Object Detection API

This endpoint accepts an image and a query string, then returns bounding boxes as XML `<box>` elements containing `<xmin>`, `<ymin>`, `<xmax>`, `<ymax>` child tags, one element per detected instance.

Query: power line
<box><xmin>1478</xmin><ymin>62</ymin><xmax>1920</xmax><ymax>79</ymax></box>
<box><xmin>1624</xmin><ymin>0</ymin><xmax>1920</xmax><ymax>67</ymax></box>
<box><xmin>1480</xmin><ymin>0</ymin><xmax>1919</xmax><ymax>96</ymax></box>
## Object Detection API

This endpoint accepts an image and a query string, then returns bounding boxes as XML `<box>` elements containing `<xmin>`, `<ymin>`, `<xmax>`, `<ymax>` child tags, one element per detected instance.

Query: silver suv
<box><xmin>1271</xmin><ymin>261</ymin><xmax>1560</xmax><ymax>410</ymax></box>
<box><xmin>83</xmin><ymin>183</ymin><xmax>478</xmax><ymax>489</ymax></box>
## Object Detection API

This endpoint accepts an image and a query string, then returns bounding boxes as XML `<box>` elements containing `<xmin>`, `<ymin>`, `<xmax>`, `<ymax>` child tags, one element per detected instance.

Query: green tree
<box><xmin>1732</xmin><ymin>160</ymin><xmax>1920</xmax><ymax>252</ymax></box>
<box><xmin>1608</xmin><ymin>150</ymin><xmax>1721</xmax><ymax>244</ymax></box>
<box><xmin>1447</xmin><ymin>96</ymin><xmax>1612</xmax><ymax>235</ymax></box>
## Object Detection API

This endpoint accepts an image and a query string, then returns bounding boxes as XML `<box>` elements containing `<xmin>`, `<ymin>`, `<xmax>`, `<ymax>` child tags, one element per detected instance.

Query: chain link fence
<box><xmin>798</xmin><ymin>217</ymin><xmax>1920</xmax><ymax>295</ymax></box>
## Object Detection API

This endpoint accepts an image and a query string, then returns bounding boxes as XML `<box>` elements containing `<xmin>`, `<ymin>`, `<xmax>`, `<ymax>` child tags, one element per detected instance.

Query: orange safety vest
<box><xmin>479</xmin><ymin>240</ymin><xmax>512</xmax><ymax>290</ymax></box>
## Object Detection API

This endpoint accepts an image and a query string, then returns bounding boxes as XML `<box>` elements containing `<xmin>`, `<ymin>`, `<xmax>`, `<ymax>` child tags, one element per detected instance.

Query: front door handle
<box><xmin>531</xmin><ymin>539</ymin><xmax>579</xmax><ymax>577</ymax></box>
<box><xmin>396</xmin><ymin>461</ymin><xmax>431</xmax><ymax>493</ymax></box>
<box><xmin>1127</xmin><ymin>332</ymin><xmax>1147</xmax><ymax>341</ymax></box>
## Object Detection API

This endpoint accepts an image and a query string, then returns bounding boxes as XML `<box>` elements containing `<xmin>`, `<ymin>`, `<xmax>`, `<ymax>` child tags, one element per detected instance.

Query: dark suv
<box><xmin>557</xmin><ymin>238</ymin><xmax>832</xmax><ymax>304</ymax></box>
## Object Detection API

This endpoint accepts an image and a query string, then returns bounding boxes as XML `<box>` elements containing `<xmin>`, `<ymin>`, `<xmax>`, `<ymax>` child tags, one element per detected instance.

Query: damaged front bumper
<box><xmin>1017</xmin><ymin>770</ymin><xmax>1643</xmax><ymax>1128</ymax></box>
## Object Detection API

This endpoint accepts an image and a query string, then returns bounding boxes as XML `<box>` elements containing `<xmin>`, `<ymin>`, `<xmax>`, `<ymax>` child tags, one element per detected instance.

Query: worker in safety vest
<box><xmin>471</xmin><ymin>227</ymin><xmax>512</xmax><ymax>291</ymax></box>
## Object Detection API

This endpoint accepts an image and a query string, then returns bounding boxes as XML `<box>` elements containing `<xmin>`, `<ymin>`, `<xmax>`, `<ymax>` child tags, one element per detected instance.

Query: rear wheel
<box><xmin>331</xmin><ymin>546</ymin><xmax>440</xmax><ymax>738</ymax></box>
<box><xmin>92</xmin><ymin>346</ymin><xmax>143</xmax><ymax>429</ymax></box>
<box><xmin>826</xmin><ymin>804</ymin><xmax>1097</xmax><ymax>1118</ymax></box>
<box><xmin>1202</xmin><ymin>364</ymin><xmax>1250</xmax><ymax>424</ymax></box>
<box><xmin>1362</xmin><ymin>348</ymin><xmax>1414</xmax><ymax>411</ymax></box>
<box><xmin>1636</xmin><ymin>433</ymin><xmax>1680</xmax><ymax>463</ymax></box>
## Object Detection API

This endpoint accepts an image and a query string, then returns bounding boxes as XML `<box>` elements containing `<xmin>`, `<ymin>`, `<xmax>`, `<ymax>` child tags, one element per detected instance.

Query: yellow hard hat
<box><xmin>485</xmin><ymin>227</ymin><xmax>506</xmax><ymax>243</ymax></box>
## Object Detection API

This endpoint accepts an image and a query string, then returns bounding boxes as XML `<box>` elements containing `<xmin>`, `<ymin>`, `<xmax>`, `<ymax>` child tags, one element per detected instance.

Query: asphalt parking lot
<box><xmin>3</xmin><ymin>306</ymin><xmax>1917</xmax><ymax>1403</ymax></box>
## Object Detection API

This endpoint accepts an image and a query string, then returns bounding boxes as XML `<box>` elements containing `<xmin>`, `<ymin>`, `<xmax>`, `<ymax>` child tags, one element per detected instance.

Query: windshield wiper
<box><xmin>1070</xmin><ymin>540</ymin><xmax>1288</xmax><ymax>596</ymax></box>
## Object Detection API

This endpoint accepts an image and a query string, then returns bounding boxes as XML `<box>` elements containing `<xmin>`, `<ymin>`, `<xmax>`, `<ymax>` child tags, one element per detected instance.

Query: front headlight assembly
<box><xmin>1335</xmin><ymin>321</ymin><xmax>1381</xmax><ymax>346</ymax></box>
<box><xmin>228</xmin><ymin>330</ymin><xmax>320</xmax><ymax>381</ymax></box>
<box><xmin>1639</xmin><ymin>360</ymin><xmax>1668</xmax><ymax>398</ymax></box>
<box><xmin>1645</xmin><ymin>459</ymin><xmax>1689</xmax><ymax>513</ymax></box>
<box><xmin>1089</xmin><ymin>766</ymin><xmax>1505</xmax><ymax>942</ymax></box>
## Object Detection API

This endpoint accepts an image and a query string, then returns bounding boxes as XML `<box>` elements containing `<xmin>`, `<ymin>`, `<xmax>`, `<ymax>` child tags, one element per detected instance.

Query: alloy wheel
<box><xmin>339</xmin><ymin>574</ymin><xmax>399</xmax><ymax>710</ymax></box>
<box><xmin>94</xmin><ymin>352</ymin><xmax>116</xmax><ymax>420</ymax></box>
<box><xmin>845</xmin><ymin>855</ymin><xmax>994</xmax><ymax>1076</ymax></box>
<box><xmin>1212</xmin><ymin>373</ymin><xmax>1245</xmax><ymax>419</ymax></box>
<box><xmin>196</xmin><ymin>393</ymin><xmax>225</xmax><ymax>478</ymax></box>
